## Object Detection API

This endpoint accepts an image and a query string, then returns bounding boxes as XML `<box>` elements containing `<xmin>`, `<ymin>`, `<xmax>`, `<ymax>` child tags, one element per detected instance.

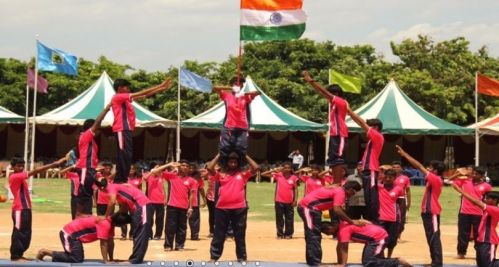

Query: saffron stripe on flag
<box><xmin>241</xmin><ymin>0</ymin><xmax>302</xmax><ymax>11</ymax></box>
<box><xmin>240</xmin><ymin>23</ymin><xmax>306</xmax><ymax>41</ymax></box>
<box><xmin>241</xmin><ymin>9</ymin><xmax>306</xmax><ymax>27</ymax></box>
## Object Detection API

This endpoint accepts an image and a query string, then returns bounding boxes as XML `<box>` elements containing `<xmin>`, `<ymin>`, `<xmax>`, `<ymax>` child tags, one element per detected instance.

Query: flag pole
<box><xmin>176</xmin><ymin>67</ymin><xmax>181</xmax><ymax>162</ymax></box>
<box><xmin>24</xmin><ymin>82</ymin><xmax>29</xmax><ymax>171</ymax></box>
<box><xmin>475</xmin><ymin>72</ymin><xmax>479</xmax><ymax>166</ymax></box>
<box><xmin>29</xmin><ymin>37</ymin><xmax>39</xmax><ymax>193</ymax></box>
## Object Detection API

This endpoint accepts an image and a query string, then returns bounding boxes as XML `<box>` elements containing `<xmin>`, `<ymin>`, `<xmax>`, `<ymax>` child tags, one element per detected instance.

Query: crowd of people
<box><xmin>4</xmin><ymin>73</ymin><xmax>499</xmax><ymax>267</ymax></box>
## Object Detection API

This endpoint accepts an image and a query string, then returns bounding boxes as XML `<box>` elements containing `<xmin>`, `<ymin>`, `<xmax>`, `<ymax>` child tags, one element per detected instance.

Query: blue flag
<box><xmin>37</xmin><ymin>41</ymin><xmax>78</xmax><ymax>76</ymax></box>
<box><xmin>179</xmin><ymin>68</ymin><xmax>212</xmax><ymax>93</ymax></box>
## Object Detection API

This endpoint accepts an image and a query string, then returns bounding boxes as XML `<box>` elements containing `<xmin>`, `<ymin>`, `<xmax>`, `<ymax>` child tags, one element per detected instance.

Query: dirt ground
<box><xmin>0</xmin><ymin>210</ymin><xmax>477</xmax><ymax>265</ymax></box>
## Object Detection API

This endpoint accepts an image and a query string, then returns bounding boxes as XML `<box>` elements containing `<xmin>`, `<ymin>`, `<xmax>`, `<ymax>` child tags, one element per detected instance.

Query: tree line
<box><xmin>0</xmin><ymin>35</ymin><xmax>498</xmax><ymax>126</ymax></box>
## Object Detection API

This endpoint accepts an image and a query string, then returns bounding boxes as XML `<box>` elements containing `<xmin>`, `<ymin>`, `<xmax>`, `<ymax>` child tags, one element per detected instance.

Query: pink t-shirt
<box><xmin>378</xmin><ymin>184</ymin><xmax>404</xmax><ymax>222</ymax></box>
<box><xmin>421</xmin><ymin>172</ymin><xmax>443</xmax><ymax>215</ymax></box>
<box><xmin>206</xmin><ymin>174</ymin><xmax>216</xmax><ymax>201</ymax></box>
<box><xmin>329</xmin><ymin>96</ymin><xmax>348</xmax><ymax>137</ymax></box>
<box><xmin>191</xmin><ymin>178</ymin><xmax>204</xmax><ymax>207</ymax></box>
<box><xmin>453</xmin><ymin>179</ymin><xmax>492</xmax><ymax>215</ymax></box>
<box><xmin>213</xmin><ymin>170</ymin><xmax>252</xmax><ymax>209</ymax></box>
<box><xmin>300</xmin><ymin>175</ymin><xmax>325</xmax><ymax>196</ymax></box>
<box><xmin>111</xmin><ymin>93</ymin><xmax>135</xmax><ymax>132</ymax></box>
<box><xmin>106</xmin><ymin>183</ymin><xmax>150</xmax><ymax>213</ymax></box>
<box><xmin>338</xmin><ymin>223</ymin><xmax>388</xmax><ymax>243</ymax></box>
<box><xmin>298</xmin><ymin>187</ymin><xmax>346</xmax><ymax>211</ymax></box>
<box><xmin>63</xmin><ymin>216</ymin><xmax>114</xmax><ymax>243</ymax></box>
<box><xmin>162</xmin><ymin>172</ymin><xmax>197</xmax><ymax>209</ymax></box>
<box><xmin>146</xmin><ymin>174</ymin><xmax>165</xmax><ymax>204</ymax></box>
<box><xmin>361</xmin><ymin>128</ymin><xmax>384</xmax><ymax>172</ymax></box>
<box><xmin>220</xmin><ymin>91</ymin><xmax>256</xmax><ymax>129</ymax></box>
<box><xmin>9</xmin><ymin>171</ymin><xmax>31</xmax><ymax>211</ymax></box>
<box><xmin>66</xmin><ymin>172</ymin><xmax>80</xmax><ymax>197</ymax></box>
<box><xmin>128</xmin><ymin>177</ymin><xmax>143</xmax><ymax>190</ymax></box>
<box><xmin>394</xmin><ymin>174</ymin><xmax>410</xmax><ymax>198</ymax></box>
<box><xmin>273</xmin><ymin>172</ymin><xmax>299</xmax><ymax>204</ymax></box>
<box><xmin>76</xmin><ymin>129</ymin><xmax>98</xmax><ymax>169</ymax></box>
<box><xmin>477</xmin><ymin>205</ymin><xmax>499</xmax><ymax>244</ymax></box>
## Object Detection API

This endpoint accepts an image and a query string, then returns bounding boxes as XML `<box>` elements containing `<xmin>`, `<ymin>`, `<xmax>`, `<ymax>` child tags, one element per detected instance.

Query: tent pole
<box><xmin>475</xmin><ymin>72</ymin><xmax>479</xmax><ymax>166</ymax></box>
<box><xmin>176</xmin><ymin>67</ymin><xmax>181</xmax><ymax>162</ymax></box>
<box><xmin>324</xmin><ymin>102</ymin><xmax>330</xmax><ymax>167</ymax></box>
<box><xmin>29</xmin><ymin>36</ymin><xmax>39</xmax><ymax>193</ymax></box>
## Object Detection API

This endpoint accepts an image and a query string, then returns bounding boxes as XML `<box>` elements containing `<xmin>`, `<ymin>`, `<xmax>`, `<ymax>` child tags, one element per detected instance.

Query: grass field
<box><xmin>0</xmin><ymin>177</ymin><xmax>491</xmax><ymax>224</ymax></box>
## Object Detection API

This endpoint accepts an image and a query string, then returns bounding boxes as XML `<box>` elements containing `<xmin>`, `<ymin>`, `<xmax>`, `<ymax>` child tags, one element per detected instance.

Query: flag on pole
<box><xmin>328</xmin><ymin>70</ymin><xmax>362</xmax><ymax>94</ymax></box>
<box><xmin>477</xmin><ymin>73</ymin><xmax>499</xmax><ymax>97</ymax></box>
<box><xmin>27</xmin><ymin>68</ymin><xmax>48</xmax><ymax>94</ymax></box>
<box><xmin>240</xmin><ymin>0</ymin><xmax>306</xmax><ymax>41</ymax></box>
<box><xmin>179</xmin><ymin>68</ymin><xmax>213</xmax><ymax>93</ymax></box>
<box><xmin>36</xmin><ymin>41</ymin><xmax>78</xmax><ymax>76</ymax></box>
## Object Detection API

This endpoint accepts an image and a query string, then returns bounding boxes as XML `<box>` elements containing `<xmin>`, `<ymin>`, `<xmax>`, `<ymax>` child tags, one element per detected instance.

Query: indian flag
<box><xmin>240</xmin><ymin>0</ymin><xmax>307</xmax><ymax>41</ymax></box>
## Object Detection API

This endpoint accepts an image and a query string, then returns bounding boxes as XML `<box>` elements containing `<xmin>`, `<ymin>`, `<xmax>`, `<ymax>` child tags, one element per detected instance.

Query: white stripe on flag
<box><xmin>241</xmin><ymin>9</ymin><xmax>306</xmax><ymax>27</ymax></box>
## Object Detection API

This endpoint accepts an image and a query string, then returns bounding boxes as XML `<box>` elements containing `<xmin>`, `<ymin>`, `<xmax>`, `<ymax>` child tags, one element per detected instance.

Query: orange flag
<box><xmin>477</xmin><ymin>73</ymin><xmax>499</xmax><ymax>97</ymax></box>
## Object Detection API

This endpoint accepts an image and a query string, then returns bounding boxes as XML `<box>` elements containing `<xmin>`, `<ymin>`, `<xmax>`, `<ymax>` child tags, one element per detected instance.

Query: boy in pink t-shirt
<box><xmin>111</xmin><ymin>78</ymin><xmax>171</xmax><ymax>183</ymax></box>
<box><xmin>206</xmin><ymin>152</ymin><xmax>259</xmax><ymax>263</ymax></box>
<box><xmin>397</xmin><ymin>145</ymin><xmax>445</xmax><ymax>267</ymax></box>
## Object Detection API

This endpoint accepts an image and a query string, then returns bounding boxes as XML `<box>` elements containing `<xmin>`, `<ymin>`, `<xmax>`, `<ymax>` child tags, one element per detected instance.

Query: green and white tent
<box><xmin>0</xmin><ymin>106</ymin><xmax>23</xmax><ymax>123</ymax></box>
<box><xmin>346</xmin><ymin>79</ymin><xmax>473</xmax><ymax>135</ymax></box>
<box><xmin>182</xmin><ymin>76</ymin><xmax>326</xmax><ymax>132</ymax></box>
<box><xmin>34</xmin><ymin>72</ymin><xmax>175</xmax><ymax>128</ymax></box>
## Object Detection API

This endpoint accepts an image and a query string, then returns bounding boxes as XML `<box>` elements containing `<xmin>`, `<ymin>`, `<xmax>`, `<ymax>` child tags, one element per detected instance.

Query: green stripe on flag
<box><xmin>240</xmin><ymin>24</ymin><xmax>306</xmax><ymax>41</ymax></box>
<box><xmin>328</xmin><ymin>70</ymin><xmax>362</xmax><ymax>94</ymax></box>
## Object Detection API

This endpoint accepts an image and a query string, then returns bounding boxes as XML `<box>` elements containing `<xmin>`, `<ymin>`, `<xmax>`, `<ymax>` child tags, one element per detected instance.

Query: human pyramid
<box><xmin>5</xmin><ymin>72</ymin><xmax>499</xmax><ymax>267</ymax></box>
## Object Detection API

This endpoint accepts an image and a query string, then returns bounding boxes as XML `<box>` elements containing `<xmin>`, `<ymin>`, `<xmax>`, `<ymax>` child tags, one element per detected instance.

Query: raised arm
<box><xmin>395</xmin><ymin>145</ymin><xmax>428</xmax><ymax>176</ymax></box>
<box><xmin>131</xmin><ymin>78</ymin><xmax>172</xmax><ymax>100</ymax></box>
<box><xmin>246</xmin><ymin>91</ymin><xmax>260</xmax><ymax>97</ymax></box>
<box><xmin>28</xmin><ymin>157</ymin><xmax>67</xmax><ymax>177</ymax></box>
<box><xmin>91</xmin><ymin>103</ymin><xmax>112</xmax><ymax>133</ymax></box>
<box><xmin>260</xmin><ymin>167</ymin><xmax>281</xmax><ymax>177</ymax></box>
<box><xmin>303</xmin><ymin>70</ymin><xmax>335</xmax><ymax>99</ymax></box>
<box><xmin>245</xmin><ymin>155</ymin><xmax>260</xmax><ymax>175</ymax></box>
<box><xmin>346</xmin><ymin>105</ymin><xmax>370</xmax><ymax>132</ymax></box>
<box><xmin>206</xmin><ymin>154</ymin><xmax>220</xmax><ymax>175</ymax></box>
<box><xmin>149</xmin><ymin>162</ymin><xmax>178</xmax><ymax>176</ymax></box>
<box><xmin>452</xmin><ymin>183</ymin><xmax>486</xmax><ymax>209</ymax></box>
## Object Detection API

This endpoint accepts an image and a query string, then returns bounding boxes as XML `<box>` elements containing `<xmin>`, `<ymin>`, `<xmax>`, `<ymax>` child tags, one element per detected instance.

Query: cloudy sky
<box><xmin>1</xmin><ymin>0</ymin><xmax>498</xmax><ymax>72</ymax></box>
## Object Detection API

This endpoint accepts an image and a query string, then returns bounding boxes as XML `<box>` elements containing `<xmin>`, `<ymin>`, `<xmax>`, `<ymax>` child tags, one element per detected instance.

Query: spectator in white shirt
<box><xmin>288</xmin><ymin>150</ymin><xmax>304</xmax><ymax>170</ymax></box>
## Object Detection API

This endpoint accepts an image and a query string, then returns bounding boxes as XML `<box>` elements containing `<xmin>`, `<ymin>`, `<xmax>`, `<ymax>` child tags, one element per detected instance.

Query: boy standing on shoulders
<box><xmin>348</xmin><ymin>105</ymin><xmax>384</xmax><ymax>222</ymax></box>
<box><xmin>111</xmin><ymin>78</ymin><xmax>171</xmax><ymax>183</ymax></box>
<box><xmin>213</xmin><ymin>77</ymin><xmax>260</xmax><ymax>166</ymax></box>
<box><xmin>396</xmin><ymin>145</ymin><xmax>445</xmax><ymax>267</ymax></box>
<box><xmin>303</xmin><ymin>71</ymin><xmax>349</xmax><ymax>183</ymax></box>
<box><xmin>9</xmin><ymin>156</ymin><xmax>67</xmax><ymax>261</ymax></box>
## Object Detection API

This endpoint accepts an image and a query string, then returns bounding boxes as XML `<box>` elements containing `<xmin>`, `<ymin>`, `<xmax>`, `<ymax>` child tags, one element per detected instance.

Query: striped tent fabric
<box><xmin>0</xmin><ymin>106</ymin><xmax>23</xmax><ymax>123</ymax></box>
<box><xmin>182</xmin><ymin>76</ymin><xmax>326</xmax><ymax>132</ymax></box>
<box><xmin>468</xmin><ymin>114</ymin><xmax>499</xmax><ymax>135</ymax></box>
<box><xmin>346</xmin><ymin>79</ymin><xmax>472</xmax><ymax>135</ymax></box>
<box><xmin>33</xmin><ymin>72</ymin><xmax>175</xmax><ymax>128</ymax></box>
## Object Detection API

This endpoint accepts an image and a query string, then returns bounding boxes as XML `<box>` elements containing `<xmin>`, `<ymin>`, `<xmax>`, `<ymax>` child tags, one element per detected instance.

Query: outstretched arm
<box><xmin>346</xmin><ymin>105</ymin><xmax>370</xmax><ymax>132</ymax></box>
<box><xmin>28</xmin><ymin>157</ymin><xmax>67</xmax><ymax>177</ymax></box>
<box><xmin>303</xmin><ymin>70</ymin><xmax>334</xmax><ymax>99</ymax></box>
<box><xmin>452</xmin><ymin>184</ymin><xmax>485</xmax><ymax>209</ymax></box>
<box><xmin>395</xmin><ymin>145</ymin><xmax>428</xmax><ymax>176</ymax></box>
<box><xmin>91</xmin><ymin>103</ymin><xmax>112</xmax><ymax>133</ymax></box>
<box><xmin>245</xmin><ymin>155</ymin><xmax>260</xmax><ymax>175</ymax></box>
<box><xmin>148</xmin><ymin>162</ymin><xmax>179</xmax><ymax>177</ymax></box>
<box><xmin>131</xmin><ymin>78</ymin><xmax>172</xmax><ymax>100</ymax></box>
